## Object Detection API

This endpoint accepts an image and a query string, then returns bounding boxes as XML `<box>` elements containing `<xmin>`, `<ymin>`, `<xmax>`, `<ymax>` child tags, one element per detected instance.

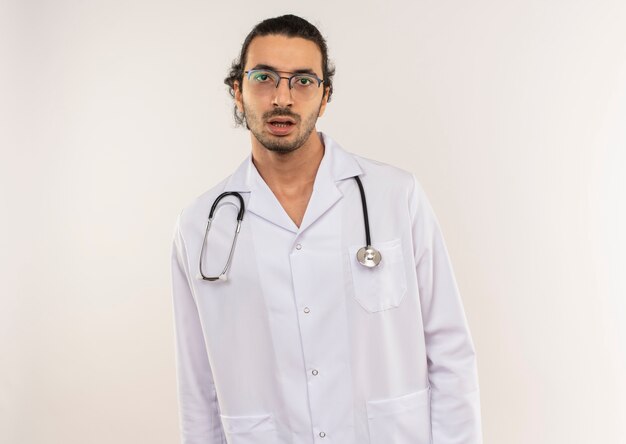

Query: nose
<box><xmin>272</xmin><ymin>77</ymin><xmax>293</xmax><ymax>107</ymax></box>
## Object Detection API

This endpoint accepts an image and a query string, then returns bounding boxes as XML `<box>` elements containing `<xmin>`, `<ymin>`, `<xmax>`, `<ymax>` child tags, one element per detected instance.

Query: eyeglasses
<box><xmin>244</xmin><ymin>69</ymin><xmax>324</xmax><ymax>100</ymax></box>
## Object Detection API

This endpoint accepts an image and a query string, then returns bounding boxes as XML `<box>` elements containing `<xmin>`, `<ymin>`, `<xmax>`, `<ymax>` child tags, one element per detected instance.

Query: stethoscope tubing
<box><xmin>199</xmin><ymin>176</ymin><xmax>380</xmax><ymax>281</ymax></box>
<box><xmin>199</xmin><ymin>192</ymin><xmax>245</xmax><ymax>281</ymax></box>
<box><xmin>353</xmin><ymin>176</ymin><xmax>372</xmax><ymax>248</ymax></box>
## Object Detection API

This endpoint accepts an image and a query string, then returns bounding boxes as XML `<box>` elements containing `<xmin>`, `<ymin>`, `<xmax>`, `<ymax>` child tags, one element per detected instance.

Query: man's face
<box><xmin>234</xmin><ymin>35</ymin><xmax>329</xmax><ymax>154</ymax></box>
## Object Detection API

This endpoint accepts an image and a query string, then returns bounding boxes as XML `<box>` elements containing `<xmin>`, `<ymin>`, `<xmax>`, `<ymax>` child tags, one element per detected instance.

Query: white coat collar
<box><xmin>223</xmin><ymin>132</ymin><xmax>363</xmax><ymax>233</ymax></box>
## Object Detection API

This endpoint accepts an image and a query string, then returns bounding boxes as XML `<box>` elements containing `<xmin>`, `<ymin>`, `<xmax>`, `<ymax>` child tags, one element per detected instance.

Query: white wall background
<box><xmin>2</xmin><ymin>0</ymin><xmax>625</xmax><ymax>443</ymax></box>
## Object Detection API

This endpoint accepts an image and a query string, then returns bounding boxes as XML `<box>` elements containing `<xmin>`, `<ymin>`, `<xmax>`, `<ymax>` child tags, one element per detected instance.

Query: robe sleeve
<box><xmin>409</xmin><ymin>176</ymin><xmax>484</xmax><ymax>444</ymax></box>
<box><xmin>171</xmin><ymin>215</ymin><xmax>227</xmax><ymax>444</ymax></box>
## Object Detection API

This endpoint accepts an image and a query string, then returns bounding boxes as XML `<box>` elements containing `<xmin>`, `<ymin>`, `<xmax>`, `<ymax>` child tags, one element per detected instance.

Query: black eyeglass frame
<box><xmin>244</xmin><ymin>69</ymin><xmax>325</xmax><ymax>90</ymax></box>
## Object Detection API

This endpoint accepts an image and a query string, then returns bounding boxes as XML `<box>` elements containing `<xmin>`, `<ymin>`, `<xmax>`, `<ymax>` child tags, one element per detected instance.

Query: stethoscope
<box><xmin>199</xmin><ymin>176</ymin><xmax>381</xmax><ymax>281</ymax></box>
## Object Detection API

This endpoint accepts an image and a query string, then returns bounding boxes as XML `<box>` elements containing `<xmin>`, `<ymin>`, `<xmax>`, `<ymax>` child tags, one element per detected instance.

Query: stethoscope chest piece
<box><xmin>357</xmin><ymin>246</ymin><xmax>382</xmax><ymax>268</ymax></box>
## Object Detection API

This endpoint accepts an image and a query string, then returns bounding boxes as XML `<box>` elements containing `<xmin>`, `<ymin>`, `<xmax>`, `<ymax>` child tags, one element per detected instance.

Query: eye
<box><xmin>295</xmin><ymin>76</ymin><xmax>315</xmax><ymax>86</ymax></box>
<box><xmin>251</xmin><ymin>71</ymin><xmax>273</xmax><ymax>82</ymax></box>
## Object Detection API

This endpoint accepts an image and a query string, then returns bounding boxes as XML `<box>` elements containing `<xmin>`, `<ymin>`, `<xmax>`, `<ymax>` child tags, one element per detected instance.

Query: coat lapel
<box><xmin>223</xmin><ymin>155</ymin><xmax>298</xmax><ymax>232</ymax></box>
<box><xmin>247</xmin><ymin>172</ymin><xmax>300</xmax><ymax>233</ymax></box>
<box><xmin>298</xmin><ymin>134</ymin><xmax>362</xmax><ymax>233</ymax></box>
<box><xmin>223</xmin><ymin>133</ymin><xmax>363</xmax><ymax>234</ymax></box>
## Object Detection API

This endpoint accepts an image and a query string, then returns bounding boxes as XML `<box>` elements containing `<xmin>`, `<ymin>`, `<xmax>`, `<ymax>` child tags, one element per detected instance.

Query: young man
<box><xmin>171</xmin><ymin>14</ymin><xmax>482</xmax><ymax>444</ymax></box>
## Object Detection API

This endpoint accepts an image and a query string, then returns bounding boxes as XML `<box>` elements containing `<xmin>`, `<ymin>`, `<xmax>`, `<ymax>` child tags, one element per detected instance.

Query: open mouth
<box><xmin>267</xmin><ymin>117</ymin><xmax>296</xmax><ymax>128</ymax></box>
<box><xmin>266</xmin><ymin>117</ymin><xmax>297</xmax><ymax>135</ymax></box>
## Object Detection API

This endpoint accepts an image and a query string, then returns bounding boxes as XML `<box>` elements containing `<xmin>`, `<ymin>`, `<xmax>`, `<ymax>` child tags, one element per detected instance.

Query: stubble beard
<box><xmin>243</xmin><ymin>101</ymin><xmax>322</xmax><ymax>154</ymax></box>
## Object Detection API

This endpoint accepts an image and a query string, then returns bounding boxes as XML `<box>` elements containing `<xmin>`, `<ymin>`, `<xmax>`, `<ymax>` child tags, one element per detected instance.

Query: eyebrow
<box><xmin>250</xmin><ymin>64</ymin><xmax>319</xmax><ymax>76</ymax></box>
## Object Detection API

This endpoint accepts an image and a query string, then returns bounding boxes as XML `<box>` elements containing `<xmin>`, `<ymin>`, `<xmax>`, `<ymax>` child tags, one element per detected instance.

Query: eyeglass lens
<box><xmin>246</xmin><ymin>70</ymin><xmax>322</xmax><ymax>100</ymax></box>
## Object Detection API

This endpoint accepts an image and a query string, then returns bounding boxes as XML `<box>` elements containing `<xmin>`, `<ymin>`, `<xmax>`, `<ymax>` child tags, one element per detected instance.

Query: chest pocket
<box><xmin>348</xmin><ymin>238</ymin><xmax>408</xmax><ymax>312</ymax></box>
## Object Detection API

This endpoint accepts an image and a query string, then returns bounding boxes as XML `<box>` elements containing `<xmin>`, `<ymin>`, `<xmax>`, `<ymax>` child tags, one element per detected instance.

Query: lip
<box><xmin>266</xmin><ymin>118</ymin><xmax>296</xmax><ymax>136</ymax></box>
<box><xmin>267</xmin><ymin>116</ymin><xmax>296</xmax><ymax>124</ymax></box>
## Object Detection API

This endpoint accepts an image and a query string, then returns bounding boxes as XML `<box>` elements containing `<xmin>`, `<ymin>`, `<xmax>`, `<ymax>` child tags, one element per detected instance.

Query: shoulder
<box><xmin>351</xmin><ymin>152</ymin><xmax>419</xmax><ymax>196</ymax></box>
<box><xmin>174</xmin><ymin>175</ymin><xmax>232</xmax><ymax>239</ymax></box>
<box><xmin>175</xmin><ymin>152</ymin><xmax>251</xmax><ymax>233</ymax></box>
<box><xmin>344</xmin><ymin>150</ymin><xmax>433</xmax><ymax>222</ymax></box>
<box><xmin>323</xmin><ymin>132</ymin><xmax>416</xmax><ymax>193</ymax></box>
<box><xmin>322</xmin><ymin>131</ymin><xmax>428</xmax><ymax>211</ymax></box>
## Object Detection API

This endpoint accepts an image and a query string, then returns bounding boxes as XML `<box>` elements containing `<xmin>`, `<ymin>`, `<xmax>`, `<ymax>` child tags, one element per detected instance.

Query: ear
<box><xmin>234</xmin><ymin>80</ymin><xmax>244</xmax><ymax>114</ymax></box>
<box><xmin>317</xmin><ymin>86</ymin><xmax>330</xmax><ymax>117</ymax></box>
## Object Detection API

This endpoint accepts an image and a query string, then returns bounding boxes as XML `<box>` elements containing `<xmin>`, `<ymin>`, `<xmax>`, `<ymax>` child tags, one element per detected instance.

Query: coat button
<box><xmin>319</xmin><ymin>431</ymin><xmax>326</xmax><ymax>438</ymax></box>
<box><xmin>295</xmin><ymin>243</ymin><xmax>302</xmax><ymax>250</ymax></box>
<box><xmin>303</xmin><ymin>307</ymin><xmax>310</xmax><ymax>314</ymax></box>
<box><xmin>312</xmin><ymin>369</ymin><xmax>319</xmax><ymax>376</ymax></box>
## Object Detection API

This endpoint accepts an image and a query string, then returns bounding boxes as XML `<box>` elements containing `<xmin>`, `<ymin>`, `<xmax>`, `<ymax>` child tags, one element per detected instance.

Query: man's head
<box><xmin>224</xmin><ymin>15</ymin><xmax>335</xmax><ymax>153</ymax></box>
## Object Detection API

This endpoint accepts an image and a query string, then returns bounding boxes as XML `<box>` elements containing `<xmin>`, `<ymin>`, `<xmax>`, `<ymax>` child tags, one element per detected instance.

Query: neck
<box><xmin>250</xmin><ymin>131</ymin><xmax>325</xmax><ymax>192</ymax></box>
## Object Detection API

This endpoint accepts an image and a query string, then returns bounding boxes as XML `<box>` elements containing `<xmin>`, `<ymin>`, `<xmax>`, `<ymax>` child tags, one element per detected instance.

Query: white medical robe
<box><xmin>171</xmin><ymin>132</ymin><xmax>482</xmax><ymax>444</ymax></box>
